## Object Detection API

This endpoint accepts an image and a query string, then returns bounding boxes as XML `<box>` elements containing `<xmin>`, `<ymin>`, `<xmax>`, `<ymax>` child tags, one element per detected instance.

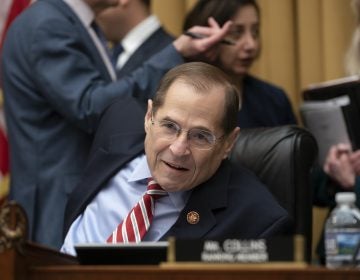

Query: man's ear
<box><xmin>144</xmin><ymin>99</ymin><xmax>153</xmax><ymax>133</ymax></box>
<box><xmin>222</xmin><ymin>127</ymin><xmax>240</xmax><ymax>159</ymax></box>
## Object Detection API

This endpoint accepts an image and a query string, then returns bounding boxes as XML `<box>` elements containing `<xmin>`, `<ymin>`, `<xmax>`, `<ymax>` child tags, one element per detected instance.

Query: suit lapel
<box><xmin>163</xmin><ymin>161</ymin><xmax>231</xmax><ymax>239</ymax></box>
<box><xmin>64</xmin><ymin>133</ymin><xmax>144</xmax><ymax>235</ymax></box>
<box><xmin>47</xmin><ymin>0</ymin><xmax>112</xmax><ymax>81</ymax></box>
<box><xmin>117</xmin><ymin>28</ymin><xmax>173</xmax><ymax>78</ymax></box>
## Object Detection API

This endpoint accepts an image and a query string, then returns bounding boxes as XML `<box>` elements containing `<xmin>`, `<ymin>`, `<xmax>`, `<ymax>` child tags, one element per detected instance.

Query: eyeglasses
<box><xmin>151</xmin><ymin>116</ymin><xmax>224</xmax><ymax>150</ymax></box>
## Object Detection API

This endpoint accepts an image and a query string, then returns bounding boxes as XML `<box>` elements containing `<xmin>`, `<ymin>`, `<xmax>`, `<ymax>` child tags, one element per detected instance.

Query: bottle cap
<box><xmin>335</xmin><ymin>192</ymin><xmax>356</xmax><ymax>204</ymax></box>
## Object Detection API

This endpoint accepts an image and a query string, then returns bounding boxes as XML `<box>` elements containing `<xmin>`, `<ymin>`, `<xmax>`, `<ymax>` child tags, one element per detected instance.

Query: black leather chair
<box><xmin>230</xmin><ymin>125</ymin><xmax>318</xmax><ymax>263</ymax></box>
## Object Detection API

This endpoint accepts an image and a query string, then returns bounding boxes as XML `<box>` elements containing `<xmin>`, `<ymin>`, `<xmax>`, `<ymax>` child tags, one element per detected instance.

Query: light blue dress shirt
<box><xmin>61</xmin><ymin>154</ymin><xmax>190</xmax><ymax>256</ymax></box>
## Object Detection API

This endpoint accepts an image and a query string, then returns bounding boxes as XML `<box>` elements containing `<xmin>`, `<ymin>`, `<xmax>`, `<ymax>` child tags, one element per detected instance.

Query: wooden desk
<box><xmin>0</xmin><ymin>241</ymin><xmax>359</xmax><ymax>280</ymax></box>
<box><xmin>27</xmin><ymin>264</ymin><xmax>360</xmax><ymax>280</ymax></box>
<box><xmin>1</xmin><ymin>202</ymin><xmax>359</xmax><ymax>280</ymax></box>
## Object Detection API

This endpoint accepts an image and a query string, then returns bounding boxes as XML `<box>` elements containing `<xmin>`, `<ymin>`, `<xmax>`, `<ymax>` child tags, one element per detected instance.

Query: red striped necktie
<box><xmin>107</xmin><ymin>178</ymin><xmax>167</xmax><ymax>243</ymax></box>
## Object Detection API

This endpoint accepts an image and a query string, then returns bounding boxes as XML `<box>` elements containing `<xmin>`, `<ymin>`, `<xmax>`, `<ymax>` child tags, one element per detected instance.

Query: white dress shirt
<box><xmin>116</xmin><ymin>15</ymin><xmax>161</xmax><ymax>69</ymax></box>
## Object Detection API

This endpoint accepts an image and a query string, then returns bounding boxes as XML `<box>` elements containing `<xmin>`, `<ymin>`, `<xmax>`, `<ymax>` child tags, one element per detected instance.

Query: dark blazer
<box><xmin>238</xmin><ymin>75</ymin><xmax>297</xmax><ymax>128</ymax></box>
<box><xmin>116</xmin><ymin>27</ymin><xmax>174</xmax><ymax>78</ymax></box>
<box><xmin>64</xmin><ymin>97</ymin><xmax>292</xmax><ymax>241</ymax></box>
<box><xmin>1</xmin><ymin>0</ymin><xmax>183</xmax><ymax>249</ymax></box>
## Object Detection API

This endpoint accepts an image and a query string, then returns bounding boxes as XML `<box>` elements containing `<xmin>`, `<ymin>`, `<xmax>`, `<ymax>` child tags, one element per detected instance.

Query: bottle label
<box><xmin>325</xmin><ymin>228</ymin><xmax>360</xmax><ymax>265</ymax></box>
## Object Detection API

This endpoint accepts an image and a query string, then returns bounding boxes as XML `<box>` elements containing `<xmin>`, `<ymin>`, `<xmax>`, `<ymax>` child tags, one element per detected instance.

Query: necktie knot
<box><xmin>146</xmin><ymin>178</ymin><xmax>167</xmax><ymax>199</ymax></box>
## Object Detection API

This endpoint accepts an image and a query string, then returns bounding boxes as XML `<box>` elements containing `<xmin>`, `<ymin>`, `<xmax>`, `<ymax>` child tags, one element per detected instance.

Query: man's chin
<box><xmin>159</xmin><ymin>179</ymin><xmax>191</xmax><ymax>193</ymax></box>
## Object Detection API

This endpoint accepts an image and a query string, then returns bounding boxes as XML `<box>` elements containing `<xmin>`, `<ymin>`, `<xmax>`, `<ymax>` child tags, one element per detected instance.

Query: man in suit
<box><xmin>62</xmin><ymin>62</ymin><xmax>291</xmax><ymax>256</ymax></box>
<box><xmin>0</xmin><ymin>0</ymin><xmax>231</xmax><ymax>249</ymax></box>
<box><xmin>96</xmin><ymin>0</ymin><xmax>174</xmax><ymax>78</ymax></box>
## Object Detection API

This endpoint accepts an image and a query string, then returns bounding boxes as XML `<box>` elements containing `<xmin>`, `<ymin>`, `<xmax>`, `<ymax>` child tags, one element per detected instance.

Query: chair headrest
<box><xmin>229</xmin><ymin>125</ymin><xmax>318</xmax><ymax>214</ymax></box>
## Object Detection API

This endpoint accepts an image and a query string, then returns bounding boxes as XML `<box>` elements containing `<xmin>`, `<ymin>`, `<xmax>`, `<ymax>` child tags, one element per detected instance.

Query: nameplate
<box><xmin>167</xmin><ymin>235</ymin><xmax>304</xmax><ymax>263</ymax></box>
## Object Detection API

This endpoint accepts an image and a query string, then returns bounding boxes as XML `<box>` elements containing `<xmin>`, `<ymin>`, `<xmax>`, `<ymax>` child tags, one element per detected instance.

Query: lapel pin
<box><xmin>187</xmin><ymin>211</ymin><xmax>200</xmax><ymax>224</ymax></box>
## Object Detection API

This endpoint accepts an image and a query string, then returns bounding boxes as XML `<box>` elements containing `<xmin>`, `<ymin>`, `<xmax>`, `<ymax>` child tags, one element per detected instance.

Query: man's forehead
<box><xmin>156</xmin><ymin>84</ymin><xmax>225</xmax><ymax>123</ymax></box>
<box><xmin>166</xmin><ymin>80</ymin><xmax>226</xmax><ymax>97</ymax></box>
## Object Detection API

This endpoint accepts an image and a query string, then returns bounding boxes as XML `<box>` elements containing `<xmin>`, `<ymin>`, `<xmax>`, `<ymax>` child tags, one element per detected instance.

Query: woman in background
<box><xmin>183</xmin><ymin>0</ymin><xmax>297</xmax><ymax>128</ymax></box>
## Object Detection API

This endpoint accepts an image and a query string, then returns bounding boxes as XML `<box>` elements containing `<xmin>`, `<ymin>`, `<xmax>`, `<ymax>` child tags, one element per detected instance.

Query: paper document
<box><xmin>300</xmin><ymin>96</ymin><xmax>351</xmax><ymax>166</ymax></box>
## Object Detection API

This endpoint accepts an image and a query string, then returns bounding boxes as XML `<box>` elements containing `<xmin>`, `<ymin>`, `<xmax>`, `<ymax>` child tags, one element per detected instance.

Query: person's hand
<box><xmin>323</xmin><ymin>143</ymin><xmax>355</xmax><ymax>189</ymax></box>
<box><xmin>173</xmin><ymin>17</ymin><xmax>232</xmax><ymax>62</ymax></box>
<box><xmin>350</xmin><ymin>149</ymin><xmax>360</xmax><ymax>176</ymax></box>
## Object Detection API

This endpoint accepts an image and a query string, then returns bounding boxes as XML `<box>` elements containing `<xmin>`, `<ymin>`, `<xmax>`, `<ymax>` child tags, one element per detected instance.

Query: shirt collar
<box><xmin>62</xmin><ymin>0</ymin><xmax>94</xmax><ymax>28</ymax></box>
<box><xmin>128</xmin><ymin>154</ymin><xmax>191</xmax><ymax>210</ymax></box>
<box><xmin>128</xmin><ymin>154</ymin><xmax>151</xmax><ymax>182</ymax></box>
<box><xmin>121</xmin><ymin>15</ymin><xmax>161</xmax><ymax>55</ymax></box>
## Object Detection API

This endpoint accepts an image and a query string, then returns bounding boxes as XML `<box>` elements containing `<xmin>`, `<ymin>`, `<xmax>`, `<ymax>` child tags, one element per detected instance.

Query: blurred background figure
<box><xmin>183</xmin><ymin>0</ymin><xmax>297</xmax><ymax>129</ymax></box>
<box><xmin>313</xmin><ymin>0</ymin><xmax>360</xmax><ymax>265</ymax></box>
<box><xmin>313</xmin><ymin>143</ymin><xmax>360</xmax><ymax>264</ymax></box>
<box><xmin>323</xmin><ymin>144</ymin><xmax>360</xmax><ymax>192</ymax></box>
<box><xmin>96</xmin><ymin>0</ymin><xmax>174</xmax><ymax>78</ymax></box>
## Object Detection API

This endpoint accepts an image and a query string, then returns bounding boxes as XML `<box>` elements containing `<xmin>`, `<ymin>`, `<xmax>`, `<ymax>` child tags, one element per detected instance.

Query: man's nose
<box><xmin>169</xmin><ymin>132</ymin><xmax>191</xmax><ymax>156</ymax></box>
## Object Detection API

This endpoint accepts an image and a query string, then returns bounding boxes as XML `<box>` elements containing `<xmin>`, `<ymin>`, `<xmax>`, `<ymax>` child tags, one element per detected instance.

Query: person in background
<box><xmin>96</xmin><ymin>0</ymin><xmax>174</xmax><ymax>78</ymax></box>
<box><xmin>313</xmin><ymin>0</ymin><xmax>360</xmax><ymax>265</ymax></box>
<box><xmin>1</xmin><ymin>0</ymin><xmax>231</xmax><ymax>249</ymax></box>
<box><xmin>61</xmin><ymin>62</ymin><xmax>291</xmax><ymax>256</ymax></box>
<box><xmin>313</xmin><ymin>143</ymin><xmax>360</xmax><ymax>264</ymax></box>
<box><xmin>183</xmin><ymin>0</ymin><xmax>297</xmax><ymax>128</ymax></box>
<box><xmin>324</xmin><ymin>144</ymin><xmax>360</xmax><ymax>195</ymax></box>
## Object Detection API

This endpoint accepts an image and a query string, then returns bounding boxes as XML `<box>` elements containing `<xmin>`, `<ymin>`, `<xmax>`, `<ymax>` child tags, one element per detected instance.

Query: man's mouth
<box><xmin>163</xmin><ymin>160</ymin><xmax>188</xmax><ymax>171</ymax></box>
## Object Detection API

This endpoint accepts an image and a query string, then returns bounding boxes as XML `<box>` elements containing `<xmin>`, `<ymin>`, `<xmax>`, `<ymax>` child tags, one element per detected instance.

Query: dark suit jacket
<box><xmin>116</xmin><ymin>27</ymin><xmax>174</xmax><ymax>78</ymax></box>
<box><xmin>239</xmin><ymin>75</ymin><xmax>297</xmax><ymax>128</ymax></box>
<box><xmin>64</xmin><ymin>97</ymin><xmax>292</xmax><ymax>241</ymax></box>
<box><xmin>1</xmin><ymin>0</ymin><xmax>183</xmax><ymax>249</ymax></box>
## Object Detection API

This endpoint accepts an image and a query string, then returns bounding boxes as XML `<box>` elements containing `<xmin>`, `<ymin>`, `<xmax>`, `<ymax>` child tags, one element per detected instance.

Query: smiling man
<box><xmin>2</xmin><ymin>0</ymin><xmax>232</xmax><ymax>250</ymax></box>
<box><xmin>61</xmin><ymin>62</ymin><xmax>291</xmax><ymax>255</ymax></box>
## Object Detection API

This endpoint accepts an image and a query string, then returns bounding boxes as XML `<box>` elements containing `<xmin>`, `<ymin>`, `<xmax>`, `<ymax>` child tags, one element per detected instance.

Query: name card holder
<box><xmin>166</xmin><ymin>235</ymin><xmax>306</xmax><ymax>266</ymax></box>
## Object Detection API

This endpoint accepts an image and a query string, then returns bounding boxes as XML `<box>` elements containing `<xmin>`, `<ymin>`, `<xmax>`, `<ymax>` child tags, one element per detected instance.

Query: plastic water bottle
<box><xmin>325</xmin><ymin>192</ymin><xmax>360</xmax><ymax>268</ymax></box>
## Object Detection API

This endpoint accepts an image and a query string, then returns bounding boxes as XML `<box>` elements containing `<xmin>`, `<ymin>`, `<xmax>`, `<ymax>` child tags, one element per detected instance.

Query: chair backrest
<box><xmin>229</xmin><ymin>125</ymin><xmax>318</xmax><ymax>263</ymax></box>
